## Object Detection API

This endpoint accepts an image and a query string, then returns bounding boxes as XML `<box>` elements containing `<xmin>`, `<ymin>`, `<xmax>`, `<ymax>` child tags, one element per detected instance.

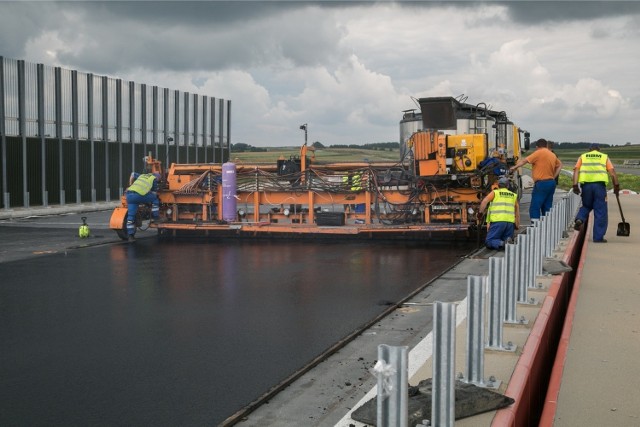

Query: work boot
<box><xmin>593</xmin><ymin>239</ymin><xmax>608</xmax><ymax>243</ymax></box>
<box><xmin>573</xmin><ymin>219</ymin><xmax>583</xmax><ymax>231</ymax></box>
<box><xmin>127</xmin><ymin>235</ymin><xmax>136</xmax><ymax>243</ymax></box>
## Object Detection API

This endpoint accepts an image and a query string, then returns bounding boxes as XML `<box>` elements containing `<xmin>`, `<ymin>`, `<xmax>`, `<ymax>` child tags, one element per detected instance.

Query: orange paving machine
<box><xmin>110</xmin><ymin>96</ymin><xmax>529</xmax><ymax>240</ymax></box>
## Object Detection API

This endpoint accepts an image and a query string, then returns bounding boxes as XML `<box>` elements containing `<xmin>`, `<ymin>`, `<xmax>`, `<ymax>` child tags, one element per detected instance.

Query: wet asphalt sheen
<box><xmin>0</xmin><ymin>236</ymin><xmax>472</xmax><ymax>426</ymax></box>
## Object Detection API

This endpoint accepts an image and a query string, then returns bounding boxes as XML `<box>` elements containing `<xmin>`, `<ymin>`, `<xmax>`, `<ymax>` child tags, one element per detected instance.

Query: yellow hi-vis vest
<box><xmin>578</xmin><ymin>151</ymin><xmax>609</xmax><ymax>184</ymax></box>
<box><xmin>128</xmin><ymin>174</ymin><xmax>155</xmax><ymax>195</ymax></box>
<box><xmin>487</xmin><ymin>189</ymin><xmax>517</xmax><ymax>223</ymax></box>
<box><xmin>342</xmin><ymin>173</ymin><xmax>362</xmax><ymax>191</ymax></box>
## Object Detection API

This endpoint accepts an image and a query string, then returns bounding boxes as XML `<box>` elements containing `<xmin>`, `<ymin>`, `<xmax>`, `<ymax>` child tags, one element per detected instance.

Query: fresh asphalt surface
<box><xmin>0</xmin><ymin>209</ymin><xmax>475</xmax><ymax>426</ymax></box>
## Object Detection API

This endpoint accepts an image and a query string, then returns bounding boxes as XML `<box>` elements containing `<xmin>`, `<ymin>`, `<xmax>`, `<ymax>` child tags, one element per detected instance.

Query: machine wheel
<box><xmin>115</xmin><ymin>215</ymin><xmax>131</xmax><ymax>240</ymax></box>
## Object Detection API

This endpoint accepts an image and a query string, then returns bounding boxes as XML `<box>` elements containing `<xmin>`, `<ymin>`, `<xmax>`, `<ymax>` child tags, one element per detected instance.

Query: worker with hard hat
<box><xmin>478</xmin><ymin>176</ymin><xmax>520</xmax><ymax>250</ymax></box>
<box><xmin>125</xmin><ymin>171</ymin><xmax>162</xmax><ymax>242</ymax></box>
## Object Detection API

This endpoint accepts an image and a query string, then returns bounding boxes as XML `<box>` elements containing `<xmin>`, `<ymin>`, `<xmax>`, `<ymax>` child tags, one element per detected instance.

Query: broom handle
<box><xmin>615</xmin><ymin>193</ymin><xmax>627</xmax><ymax>223</ymax></box>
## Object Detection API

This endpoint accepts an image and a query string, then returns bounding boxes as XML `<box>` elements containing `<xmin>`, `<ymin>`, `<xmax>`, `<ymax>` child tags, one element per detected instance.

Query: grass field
<box><xmin>230</xmin><ymin>146</ymin><xmax>402</xmax><ymax>164</ymax></box>
<box><xmin>553</xmin><ymin>145</ymin><xmax>640</xmax><ymax>165</ymax></box>
<box><xmin>231</xmin><ymin>145</ymin><xmax>640</xmax><ymax>192</ymax></box>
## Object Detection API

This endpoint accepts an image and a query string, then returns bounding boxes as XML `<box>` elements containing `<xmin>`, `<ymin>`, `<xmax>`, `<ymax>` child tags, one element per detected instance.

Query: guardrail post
<box><xmin>464</xmin><ymin>275</ymin><xmax>486</xmax><ymax>385</ymax></box>
<box><xmin>487</xmin><ymin>258</ymin><xmax>503</xmax><ymax>348</ymax></box>
<box><xmin>504</xmin><ymin>243</ymin><xmax>526</xmax><ymax>324</ymax></box>
<box><xmin>487</xmin><ymin>255</ymin><xmax>517</xmax><ymax>353</ymax></box>
<box><xmin>375</xmin><ymin>344</ymin><xmax>408</xmax><ymax>427</ymax></box>
<box><xmin>432</xmin><ymin>301</ymin><xmax>456</xmax><ymax>427</ymax></box>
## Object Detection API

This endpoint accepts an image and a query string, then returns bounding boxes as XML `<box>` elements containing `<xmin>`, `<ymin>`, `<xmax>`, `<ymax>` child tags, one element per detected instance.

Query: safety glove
<box><xmin>572</xmin><ymin>184</ymin><xmax>580</xmax><ymax>195</ymax></box>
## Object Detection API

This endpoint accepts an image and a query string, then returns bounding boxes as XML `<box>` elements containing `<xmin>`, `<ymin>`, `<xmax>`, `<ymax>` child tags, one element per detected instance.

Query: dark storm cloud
<box><xmin>394</xmin><ymin>1</ymin><xmax>640</xmax><ymax>24</ymax></box>
<box><xmin>70</xmin><ymin>1</ymin><xmax>298</xmax><ymax>26</ymax></box>
<box><xmin>52</xmin><ymin>5</ymin><xmax>346</xmax><ymax>75</ymax></box>
<box><xmin>70</xmin><ymin>1</ymin><xmax>360</xmax><ymax>26</ymax></box>
<box><xmin>0</xmin><ymin>1</ymin><xmax>355</xmax><ymax>72</ymax></box>
<box><xmin>502</xmin><ymin>1</ymin><xmax>640</xmax><ymax>24</ymax></box>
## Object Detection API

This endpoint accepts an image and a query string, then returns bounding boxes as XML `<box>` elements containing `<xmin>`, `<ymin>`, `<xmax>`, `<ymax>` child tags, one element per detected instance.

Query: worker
<box><xmin>479</xmin><ymin>149</ymin><xmax>507</xmax><ymax>176</ymax></box>
<box><xmin>572</xmin><ymin>143</ymin><xmax>620</xmax><ymax>243</ymax></box>
<box><xmin>478</xmin><ymin>176</ymin><xmax>520</xmax><ymax>250</ymax></box>
<box><xmin>125</xmin><ymin>171</ymin><xmax>162</xmax><ymax>242</ymax></box>
<box><xmin>509</xmin><ymin>138</ymin><xmax>562</xmax><ymax>220</ymax></box>
<box><xmin>479</xmin><ymin>149</ymin><xmax>507</xmax><ymax>186</ymax></box>
<box><xmin>343</xmin><ymin>172</ymin><xmax>362</xmax><ymax>191</ymax></box>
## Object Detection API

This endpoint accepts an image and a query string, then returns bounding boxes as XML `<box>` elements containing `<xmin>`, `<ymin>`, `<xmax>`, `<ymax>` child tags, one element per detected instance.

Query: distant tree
<box><xmin>231</xmin><ymin>143</ymin><xmax>267</xmax><ymax>153</ymax></box>
<box><xmin>312</xmin><ymin>141</ymin><xmax>325</xmax><ymax>149</ymax></box>
<box><xmin>231</xmin><ymin>143</ymin><xmax>250</xmax><ymax>152</ymax></box>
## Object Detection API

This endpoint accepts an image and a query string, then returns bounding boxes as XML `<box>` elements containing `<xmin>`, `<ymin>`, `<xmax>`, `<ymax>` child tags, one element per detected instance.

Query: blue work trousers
<box><xmin>485</xmin><ymin>221</ymin><xmax>515</xmax><ymax>250</ymax></box>
<box><xmin>576</xmin><ymin>183</ymin><xmax>608</xmax><ymax>241</ymax></box>
<box><xmin>530</xmin><ymin>179</ymin><xmax>556</xmax><ymax>220</ymax></box>
<box><xmin>125</xmin><ymin>191</ymin><xmax>159</xmax><ymax>236</ymax></box>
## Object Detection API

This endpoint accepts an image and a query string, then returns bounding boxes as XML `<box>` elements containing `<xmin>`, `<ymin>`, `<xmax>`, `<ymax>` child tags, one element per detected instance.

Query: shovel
<box><xmin>615</xmin><ymin>194</ymin><xmax>631</xmax><ymax>236</ymax></box>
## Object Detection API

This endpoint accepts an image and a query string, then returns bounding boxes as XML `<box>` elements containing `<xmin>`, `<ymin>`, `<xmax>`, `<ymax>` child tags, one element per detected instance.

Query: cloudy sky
<box><xmin>2</xmin><ymin>1</ymin><xmax>640</xmax><ymax>147</ymax></box>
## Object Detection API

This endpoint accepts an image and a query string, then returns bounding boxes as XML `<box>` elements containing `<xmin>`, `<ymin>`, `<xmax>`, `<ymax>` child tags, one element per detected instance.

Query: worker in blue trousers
<box><xmin>572</xmin><ymin>144</ymin><xmax>620</xmax><ymax>243</ymax></box>
<box><xmin>510</xmin><ymin>138</ymin><xmax>562</xmax><ymax>220</ymax></box>
<box><xmin>478</xmin><ymin>176</ymin><xmax>520</xmax><ymax>250</ymax></box>
<box><xmin>125</xmin><ymin>171</ymin><xmax>162</xmax><ymax>242</ymax></box>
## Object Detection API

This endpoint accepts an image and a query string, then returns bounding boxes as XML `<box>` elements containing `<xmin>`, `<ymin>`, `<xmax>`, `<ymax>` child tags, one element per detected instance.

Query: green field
<box><xmin>552</xmin><ymin>145</ymin><xmax>640</xmax><ymax>166</ymax></box>
<box><xmin>230</xmin><ymin>146</ymin><xmax>402</xmax><ymax>164</ymax></box>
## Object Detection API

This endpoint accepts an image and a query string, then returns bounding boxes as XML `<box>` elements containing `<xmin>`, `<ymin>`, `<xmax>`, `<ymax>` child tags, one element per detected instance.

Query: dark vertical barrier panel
<box><xmin>134</xmin><ymin>143</ymin><xmax>145</xmax><ymax>174</ymax></box>
<box><xmin>27</xmin><ymin>138</ymin><xmax>42</xmax><ymax>206</ymax></box>
<box><xmin>7</xmin><ymin>137</ymin><xmax>23</xmax><ymax>207</ymax></box>
<box><xmin>62</xmin><ymin>139</ymin><xmax>76</xmax><ymax>204</ymax></box>
<box><xmin>94</xmin><ymin>140</ymin><xmax>106</xmax><ymax>201</ymax></box>
<box><xmin>108</xmin><ymin>141</ymin><xmax>121</xmax><ymax>200</ymax></box>
<box><xmin>121</xmin><ymin>141</ymin><xmax>133</xmax><ymax>186</ymax></box>
<box><xmin>78</xmin><ymin>141</ymin><xmax>92</xmax><ymax>202</ymax></box>
<box><xmin>46</xmin><ymin>138</ymin><xmax>61</xmax><ymax>205</ymax></box>
<box><xmin>168</xmin><ymin>145</ymin><xmax>177</xmax><ymax>169</ymax></box>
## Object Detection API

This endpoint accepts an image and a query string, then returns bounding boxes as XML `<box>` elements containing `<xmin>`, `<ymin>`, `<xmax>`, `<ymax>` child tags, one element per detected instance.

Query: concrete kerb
<box><xmin>0</xmin><ymin>202</ymin><xmax>120</xmax><ymax>220</ymax></box>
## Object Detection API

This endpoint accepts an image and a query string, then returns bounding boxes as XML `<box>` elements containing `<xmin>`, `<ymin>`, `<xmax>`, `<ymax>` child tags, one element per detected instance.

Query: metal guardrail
<box><xmin>375</xmin><ymin>192</ymin><xmax>581</xmax><ymax>426</ymax></box>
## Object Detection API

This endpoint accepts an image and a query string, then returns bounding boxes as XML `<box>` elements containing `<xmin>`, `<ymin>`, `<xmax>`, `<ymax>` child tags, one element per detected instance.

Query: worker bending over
<box><xmin>479</xmin><ymin>177</ymin><xmax>520</xmax><ymax>250</ymax></box>
<box><xmin>126</xmin><ymin>172</ymin><xmax>161</xmax><ymax>241</ymax></box>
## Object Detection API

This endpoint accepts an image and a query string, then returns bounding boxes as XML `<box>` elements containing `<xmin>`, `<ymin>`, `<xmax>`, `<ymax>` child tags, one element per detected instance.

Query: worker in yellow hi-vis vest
<box><xmin>125</xmin><ymin>172</ymin><xmax>162</xmax><ymax>242</ymax></box>
<box><xmin>572</xmin><ymin>143</ymin><xmax>620</xmax><ymax>243</ymax></box>
<box><xmin>478</xmin><ymin>177</ymin><xmax>520</xmax><ymax>250</ymax></box>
